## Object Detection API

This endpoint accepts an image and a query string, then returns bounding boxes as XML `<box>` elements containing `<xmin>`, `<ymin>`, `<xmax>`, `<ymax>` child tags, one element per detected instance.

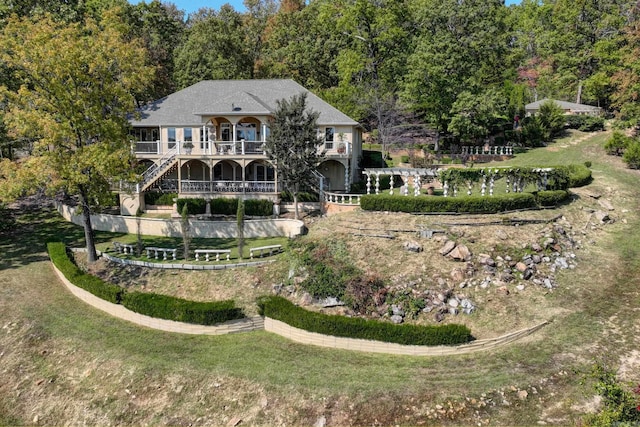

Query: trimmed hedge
<box><xmin>258</xmin><ymin>296</ymin><xmax>473</xmax><ymax>346</ymax></box>
<box><xmin>564</xmin><ymin>164</ymin><xmax>592</xmax><ymax>188</ymax></box>
<box><xmin>47</xmin><ymin>242</ymin><xmax>124</xmax><ymax>304</ymax></box>
<box><xmin>535</xmin><ymin>190</ymin><xmax>570</xmax><ymax>207</ymax></box>
<box><xmin>179</xmin><ymin>197</ymin><xmax>273</xmax><ymax>216</ymax></box>
<box><xmin>122</xmin><ymin>292</ymin><xmax>244</xmax><ymax>325</ymax></box>
<box><xmin>47</xmin><ymin>242</ymin><xmax>244</xmax><ymax>325</ymax></box>
<box><xmin>176</xmin><ymin>198</ymin><xmax>207</xmax><ymax>215</ymax></box>
<box><xmin>360</xmin><ymin>192</ymin><xmax>537</xmax><ymax>213</ymax></box>
<box><xmin>246</xmin><ymin>199</ymin><xmax>273</xmax><ymax>216</ymax></box>
<box><xmin>145</xmin><ymin>192</ymin><xmax>177</xmax><ymax>206</ymax></box>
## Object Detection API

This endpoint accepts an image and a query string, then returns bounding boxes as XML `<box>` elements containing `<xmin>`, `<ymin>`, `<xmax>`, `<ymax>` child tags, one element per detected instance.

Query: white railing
<box><xmin>461</xmin><ymin>145</ymin><xmax>514</xmax><ymax>156</ymax></box>
<box><xmin>134</xmin><ymin>141</ymin><xmax>159</xmax><ymax>154</ymax></box>
<box><xmin>323</xmin><ymin>192</ymin><xmax>362</xmax><ymax>205</ymax></box>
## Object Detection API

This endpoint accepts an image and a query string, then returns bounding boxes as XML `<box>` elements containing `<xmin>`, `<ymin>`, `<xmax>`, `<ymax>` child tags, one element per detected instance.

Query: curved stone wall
<box><xmin>56</xmin><ymin>202</ymin><xmax>305</xmax><ymax>238</ymax></box>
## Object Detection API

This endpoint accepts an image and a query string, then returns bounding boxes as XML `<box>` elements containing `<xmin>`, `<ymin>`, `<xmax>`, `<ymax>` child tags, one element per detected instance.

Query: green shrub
<box><xmin>0</xmin><ymin>203</ymin><xmax>15</xmax><ymax>232</ymax></box>
<box><xmin>257</xmin><ymin>296</ymin><xmax>473</xmax><ymax>346</ymax></box>
<box><xmin>400</xmin><ymin>155</ymin><xmax>410</xmax><ymax>163</ymax></box>
<box><xmin>563</xmin><ymin>164</ymin><xmax>592</xmax><ymax>188</ymax></box>
<box><xmin>623</xmin><ymin>141</ymin><xmax>640</xmax><ymax>169</ymax></box>
<box><xmin>565</xmin><ymin>115</ymin><xmax>605</xmax><ymax>132</ymax></box>
<box><xmin>291</xmin><ymin>240</ymin><xmax>360</xmax><ymax>299</ymax></box>
<box><xmin>122</xmin><ymin>292</ymin><xmax>244</xmax><ymax>325</ymax></box>
<box><xmin>604</xmin><ymin>131</ymin><xmax>632</xmax><ymax>156</ymax></box>
<box><xmin>245</xmin><ymin>199</ymin><xmax>273</xmax><ymax>216</ymax></box>
<box><xmin>209</xmin><ymin>198</ymin><xmax>237</xmax><ymax>215</ymax></box>
<box><xmin>176</xmin><ymin>198</ymin><xmax>207</xmax><ymax>215</ymax></box>
<box><xmin>535</xmin><ymin>190</ymin><xmax>569</xmax><ymax>206</ymax></box>
<box><xmin>360</xmin><ymin>193</ymin><xmax>536</xmax><ymax>214</ymax></box>
<box><xmin>47</xmin><ymin>242</ymin><xmax>124</xmax><ymax>304</ymax></box>
<box><xmin>145</xmin><ymin>192</ymin><xmax>177</xmax><ymax>205</ymax></box>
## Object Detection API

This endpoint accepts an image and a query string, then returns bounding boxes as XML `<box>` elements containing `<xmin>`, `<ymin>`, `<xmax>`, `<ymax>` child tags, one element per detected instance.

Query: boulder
<box><xmin>594</xmin><ymin>210</ymin><xmax>610</xmax><ymax>223</ymax></box>
<box><xmin>450</xmin><ymin>268</ymin><xmax>465</xmax><ymax>282</ymax></box>
<box><xmin>391</xmin><ymin>304</ymin><xmax>405</xmax><ymax>317</ymax></box>
<box><xmin>390</xmin><ymin>314</ymin><xmax>404</xmax><ymax>324</ymax></box>
<box><xmin>439</xmin><ymin>240</ymin><xmax>456</xmax><ymax>256</ymax></box>
<box><xmin>403</xmin><ymin>240</ymin><xmax>423</xmax><ymax>253</ymax></box>
<box><xmin>495</xmin><ymin>230</ymin><xmax>509</xmax><ymax>240</ymax></box>
<box><xmin>321</xmin><ymin>297</ymin><xmax>344</xmax><ymax>307</ymax></box>
<box><xmin>515</xmin><ymin>262</ymin><xmax>528</xmax><ymax>273</ymax></box>
<box><xmin>598</xmin><ymin>199</ymin><xmax>614</xmax><ymax>211</ymax></box>
<box><xmin>448</xmin><ymin>245</ymin><xmax>472</xmax><ymax>261</ymax></box>
<box><xmin>478</xmin><ymin>253</ymin><xmax>496</xmax><ymax>266</ymax></box>
<box><xmin>299</xmin><ymin>292</ymin><xmax>313</xmax><ymax>306</ymax></box>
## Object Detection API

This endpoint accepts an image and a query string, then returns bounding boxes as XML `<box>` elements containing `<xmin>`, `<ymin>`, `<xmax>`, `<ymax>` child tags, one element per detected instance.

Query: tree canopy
<box><xmin>0</xmin><ymin>11</ymin><xmax>152</xmax><ymax>261</ymax></box>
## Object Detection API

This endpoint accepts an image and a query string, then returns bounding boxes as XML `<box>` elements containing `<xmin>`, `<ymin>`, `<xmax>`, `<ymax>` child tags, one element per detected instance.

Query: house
<box><xmin>525</xmin><ymin>99</ymin><xmax>603</xmax><ymax>117</ymax></box>
<box><xmin>122</xmin><ymin>79</ymin><xmax>362</xmax><ymax>215</ymax></box>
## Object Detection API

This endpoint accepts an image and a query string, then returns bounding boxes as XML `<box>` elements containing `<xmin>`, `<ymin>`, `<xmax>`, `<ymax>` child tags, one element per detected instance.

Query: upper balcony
<box><xmin>133</xmin><ymin>140</ymin><xmax>353</xmax><ymax>159</ymax></box>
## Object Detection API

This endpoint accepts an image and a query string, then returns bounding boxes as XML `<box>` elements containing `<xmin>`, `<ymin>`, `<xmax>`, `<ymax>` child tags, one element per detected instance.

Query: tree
<box><xmin>0</xmin><ymin>12</ymin><xmax>152</xmax><ymax>262</ymax></box>
<box><xmin>264</xmin><ymin>93</ymin><xmax>324</xmax><ymax>220</ymax></box>
<box><xmin>237</xmin><ymin>197</ymin><xmax>245</xmax><ymax>259</ymax></box>
<box><xmin>128</xmin><ymin>0</ymin><xmax>186</xmax><ymax>101</ymax></box>
<box><xmin>402</xmin><ymin>0</ymin><xmax>508</xmax><ymax>137</ymax></box>
<box><xmin>173</xmin><ymin>5</ymin><xmax>252</xmax><ymax>88</ymax></box>
<box><xmin>536</xmin><ymin>100</ymin><xmax>565</xmax><ymax>141</ymax></box>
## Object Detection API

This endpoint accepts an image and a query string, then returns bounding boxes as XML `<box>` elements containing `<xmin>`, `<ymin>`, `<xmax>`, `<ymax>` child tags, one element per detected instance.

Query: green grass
<box><xmin>95</xmin><ymin>234</ymin><xmax>289</xmax><ymax>262</ymax></box>
<box><xmin>2</xmin><ymin>130</ymin><xmax>640</xmax><ymax>424</ymax></box>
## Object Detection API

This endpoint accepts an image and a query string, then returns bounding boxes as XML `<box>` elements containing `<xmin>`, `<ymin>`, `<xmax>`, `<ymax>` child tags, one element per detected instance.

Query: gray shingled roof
<box><xmin>525</xmin><ymin>98</ymin><xmax>601</xmax><ymax>111</ymax></box>
<box><xmin>131</xmin><ymin>79</ymin><xmax>359</xmax><ymax>127</ymax></box>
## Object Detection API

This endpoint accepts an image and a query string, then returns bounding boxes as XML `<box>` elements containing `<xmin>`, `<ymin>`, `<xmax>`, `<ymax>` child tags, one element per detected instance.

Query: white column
<box><xmin>375</xmin><ymin>173</ymin><xmax>381</xmax><ymax>194</ymax></box>
<box><xmin>344</xmin><ymin>163</ymin><xmax>349</xmax><ymax>191</ymax></box>
<box><xmin>366</xmin><ymin>173</ymin><xmax>371</xmax><ymax>194</ymax></box>
<box><xmin>388</xmin><ymin>174</ymin><xmax>394</xmax><ymax>195</ymax></box>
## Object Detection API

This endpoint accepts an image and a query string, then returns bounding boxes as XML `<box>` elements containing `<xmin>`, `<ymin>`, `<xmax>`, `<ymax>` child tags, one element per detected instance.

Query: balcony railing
<box><xmin>134</xmin><ymin>140</ymin><xmax>268</xmax><ymax>156</ymax></box>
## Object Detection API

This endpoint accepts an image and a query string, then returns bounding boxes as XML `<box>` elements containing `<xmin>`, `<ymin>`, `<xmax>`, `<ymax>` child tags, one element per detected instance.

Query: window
<box><xmin>236</xmin><ymin>122</ymin><xmax>256</xmax><ymax>141</ymax></box>
<box><xmin>221</xmin><ymin>123</ymin><xmax>231</xmax><ymax>141</ymax></box>
<box><xmin>167</xmin><ymin>127</ymin><xmax>176</xmax><ymax>149</ymax></box>
<box><xmin>184</xmin><ymin>128</ymin><xmax>192</xmax><ymax>142</ymax></box>
<box><xmin>130</xmin><ymin>127</ymin><xmax>159</xmax><ymax>141</ymax></box>
<box><xmin>325</xmin><ymin>127</ymin><xmax>334</xmax><ymax>149</ymax></box>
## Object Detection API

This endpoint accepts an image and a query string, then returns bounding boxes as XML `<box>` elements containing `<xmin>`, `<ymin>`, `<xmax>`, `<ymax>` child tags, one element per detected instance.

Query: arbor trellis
<box><xmin>362</xmin><ymin>166</ymin><xmax>564</xmax><ymax>197</ymax></box>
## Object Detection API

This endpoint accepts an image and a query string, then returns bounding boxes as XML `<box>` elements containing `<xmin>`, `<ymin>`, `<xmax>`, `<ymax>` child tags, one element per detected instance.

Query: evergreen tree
<box><xmin>264</xmin><ymin>93</ymin><xmax>324</xmax><ymax>220</ymax></box>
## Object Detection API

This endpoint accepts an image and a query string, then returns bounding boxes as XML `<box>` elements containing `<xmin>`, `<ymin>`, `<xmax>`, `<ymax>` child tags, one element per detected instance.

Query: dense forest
<box><xmin>1</xmin><ymin>0</ymin><xmax>639</xmax><ymax>153</ymax></box>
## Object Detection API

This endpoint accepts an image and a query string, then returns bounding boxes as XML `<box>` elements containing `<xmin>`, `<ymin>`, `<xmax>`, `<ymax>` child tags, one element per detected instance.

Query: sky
<box><xmin>131</xmin><ymin>0</ymin><xmax>521</xmax><ymax>17</ymax></box>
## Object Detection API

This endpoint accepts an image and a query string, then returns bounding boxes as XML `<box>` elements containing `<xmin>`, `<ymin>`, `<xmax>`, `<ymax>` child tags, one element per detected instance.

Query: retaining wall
<box><xmin>264</xmin><ymin>317</ymin><xmax>548</xmax><ymax>356</ymax></box>
<box><xmin>51</xmin><ymin>262</ymin><xmax>264</xmax><ymax>335</ymax></box>
<box><xmin>56</xmin><ymin>202</ymin><xmax>305</xmax><ymax>238</ymax></box>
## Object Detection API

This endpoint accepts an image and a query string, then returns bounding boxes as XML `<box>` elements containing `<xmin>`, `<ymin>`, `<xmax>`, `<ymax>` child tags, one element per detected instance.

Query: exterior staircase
<box><xmin>138</xmin><ymin>147</ymin><xmax>178</xmax><ymax>193</ymax></box>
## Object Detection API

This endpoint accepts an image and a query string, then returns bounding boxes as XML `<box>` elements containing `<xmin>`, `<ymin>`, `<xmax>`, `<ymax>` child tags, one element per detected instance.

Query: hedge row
<box><xmin>563</xmin><ymin>164</ymin><xmax>592</xmax><ymax>188</ymax></box>
<box><xmin>177</xmin><ymin>197</ymin><xmax>273</xmax><ymax>216</ymax></box>
<box><xmin>535</xmin><ymin>190</ymin><xmax>570</xmax><ymax>207</ymax></box>
<box><xmin>122</xmin><ymin>292</ymin><xmax>243</xmax><ymax>325</ymax></box>
<box><xmin>47</xmin><ymin>242</ymin><xmax>244</xmax><ymax>325</ymax></box>
<box><xmin>257</xmin><ymin>296</ymin><xmax>473</xmax><ymax>346</ymax></box>
<box><xmin>48</xmin><ymin>242</ymin><xmax>124</xmax><ymax>304</ymax></box>
<box><xmin>360</xmin><ymin>192</ymin><xmax>537</xmax><ymax>213</ymax></box>
<box><xmin>144</xmin><ymin>192</ymin><xmax>178</xmax><ymax>206</ymax></box>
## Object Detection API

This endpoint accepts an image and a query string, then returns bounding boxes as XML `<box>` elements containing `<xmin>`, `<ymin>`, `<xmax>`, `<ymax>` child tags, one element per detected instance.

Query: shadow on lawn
<box><xmin>0</xmin><ymin>205</ymin><xmax>125</xmax><ymax>271</ymax></box>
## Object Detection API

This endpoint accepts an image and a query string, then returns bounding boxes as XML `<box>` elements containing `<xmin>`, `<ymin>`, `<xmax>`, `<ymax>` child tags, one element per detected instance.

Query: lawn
<box><xmin>1</xmin><ymin>129</ymin><xmax>640</xmax><ymax>425</ymax></box>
